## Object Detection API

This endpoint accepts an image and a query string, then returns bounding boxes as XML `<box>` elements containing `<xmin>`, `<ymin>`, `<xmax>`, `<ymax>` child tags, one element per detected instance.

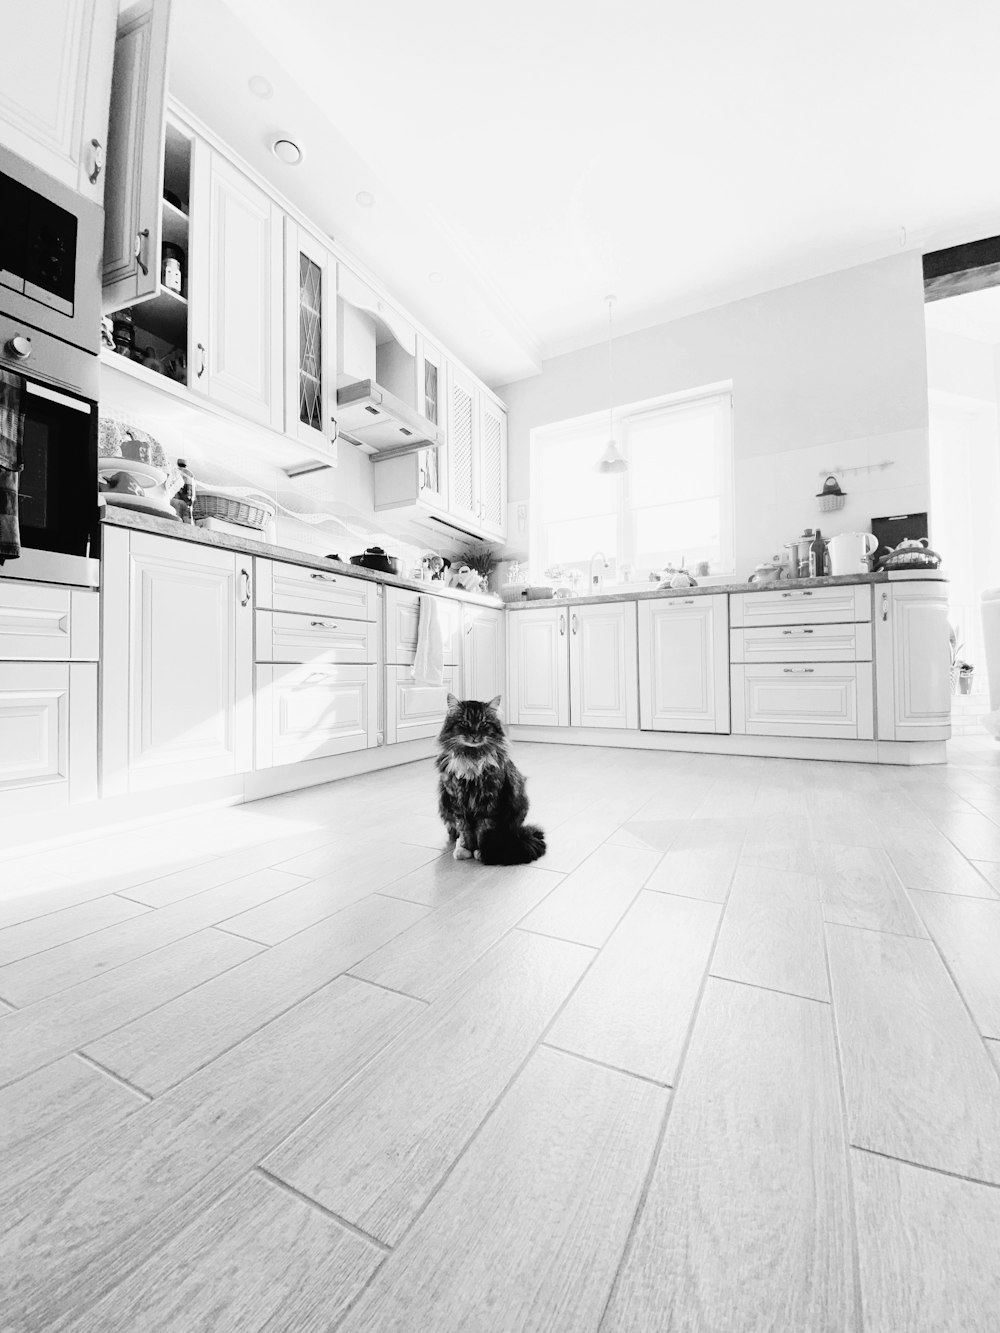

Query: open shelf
<box><xmin>133</xmin><ymin>286</ymin><xmax>188</xmax><ymax>348</ymax></box>
<box><xmin>161</xmin><ymin>197</ymin><xmax>189</xmax><ymax>250</ymax></box>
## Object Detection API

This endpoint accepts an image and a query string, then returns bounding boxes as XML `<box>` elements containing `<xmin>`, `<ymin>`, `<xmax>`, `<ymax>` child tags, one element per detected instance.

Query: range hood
<box><xmin>336</xmin><ymin>380</ymin><xmax>444</xmax><ymax>457</ymax></box>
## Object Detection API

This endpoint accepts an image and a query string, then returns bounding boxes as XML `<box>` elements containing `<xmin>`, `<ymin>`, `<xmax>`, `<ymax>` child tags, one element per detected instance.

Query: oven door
<box><xmin>0</xmin><ymin>376</ymin><xmax>100</xmax><ymax>587</ymax></box>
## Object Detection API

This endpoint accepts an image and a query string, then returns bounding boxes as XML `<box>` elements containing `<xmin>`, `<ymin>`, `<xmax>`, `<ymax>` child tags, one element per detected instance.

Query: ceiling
<box><xmin>171</xmin><ymin>0</ymin><xmax>1000</xmax><ymax>387</ymax></box>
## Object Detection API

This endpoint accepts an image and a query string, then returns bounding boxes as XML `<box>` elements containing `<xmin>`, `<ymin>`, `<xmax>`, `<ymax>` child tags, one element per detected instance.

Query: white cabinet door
<box><xmin>0</xmin><ymin>662</ymin><xmax>98</xmax><ymax>813</ymax></box>
<box><xmin>384</xmin><ymin>665</ymin><xmax>457</xmax><ymax>743</ymax></box>
<box><xmin>507</xmin><ymin>608</ymin><xmax>569</xmax><ymax>727</ymax></box>
<box><xmin>639</xmin><ymin>595</ymin><xmax>729</xmax><ymax>733</ymax></box>
<box><xmin>102</xmin><ymin>0</ymin><xmax>171</xmax><ymax>306</ymax></box>
<box><xmin>447</xmin><ymin>363</ymin><xmax>479</xmax><ymax>530</ymax></box>
<box><xmin>731</xmin><ymin>663</ymin><xmax>874</xmax><ymax>739</ymax></box>
<box><xmin>569</xmin><ymin>601</ymin><xmax>638</xmax><ymax>729</ymax></box>
<box><xmin>0</xmin><ymin>0</ymin><xmax>116</xmax><ymax>198</ymax></box>
<box><xmin>479</xmin><ymin>396</ymin><xmax>507</xmax><ymax>539</ymax></box>
<box><xmin>874</xmin><ymin>582</ymin><xmax>952</xmax><ymax>741</ymax></box>
<box><xmin>256</xmin><ymin>664</ymin><xmax>376</xmax><ymax>767</ymax></box>
<box><xmin>191</xmin><ymin>145</ymin><xmax>283</xmax><ymax>428</ymax></box>
<box><xmin>284</xmin><ymin>221</ymin><xmax>337</xmax><ymax>460</ymax></box>
<box><xmin>384</xmin><ymin>588</ymin><xmax>461</xmax><ymax>666</ymax></box>
<box><xmin>462</xmin><ymin>606</ymin><xmax>505</xmax><ymax>714</ymax></box>
<box><xmin>102</xmin><ymin>529</ymin><xmax>253</xmax><ymax>792</ymax></box>
<box><xmin>255</xmin><ymin>559</ymin><xmax>376</xmax><ymax>621</ymax></box>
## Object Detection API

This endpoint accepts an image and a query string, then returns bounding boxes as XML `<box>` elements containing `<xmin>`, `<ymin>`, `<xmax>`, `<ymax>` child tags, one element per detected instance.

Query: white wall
<box><xmin>499</xmin><ymin>254</ymin><xmax>931</xmax><ymax>578</ymax></box>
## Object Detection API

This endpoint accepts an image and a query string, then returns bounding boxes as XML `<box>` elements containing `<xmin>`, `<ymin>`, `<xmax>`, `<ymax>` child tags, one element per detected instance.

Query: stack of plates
<box><xmin>99</xmin><ymin>457</ymin><xmax>177</xmax><ymax>518</ymax></box>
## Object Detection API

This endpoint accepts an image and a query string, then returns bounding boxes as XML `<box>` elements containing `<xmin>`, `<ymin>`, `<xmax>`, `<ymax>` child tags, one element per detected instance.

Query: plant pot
<box><xmin>958</xmin><ymin>673</ymin><xmax>974</xmax><ymax>695</ymax></box>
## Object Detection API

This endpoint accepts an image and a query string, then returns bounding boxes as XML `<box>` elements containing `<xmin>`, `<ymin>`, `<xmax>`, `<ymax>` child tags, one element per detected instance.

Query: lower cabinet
<box><xmin>0</xmin><ymin>661</ymin><xmax>97</xmax><ymax>812</ymax></box>
<box><xmin>256</xmin><ymin>664</ymin><xmax>378</xmax><ymax>766</ymax></box>
<box><xmin>101</xmin><ymin>527</ymin><xmax>254</xmax><ymax>794</ymax></box>
<box><xmin>874</xmin><ymin>581</ymin><xmax>951</xmax><ymax>741</ymax></box>
<box><xmin>638</xmin><ymin>595</ymin><xmax>729</xmax><ymax>733</ymax></box>
<box><xmin>507</xmin><ymin>602</ymin><xmax>637</xmax><ymax>729</ymax></box>
<box><xmin>730</xmin><ymin>663</ymin><xmax>874</xmax><ymax>740</ymax></box>
<box><xmin>385</xmin><ymin>665</ymin><xmax>458</xmax><ymax>743</ymax></box>
<box><xmin>462</xmin><ymin>605</ymin><xmax>505</xmax><ymax>715</ymax></box>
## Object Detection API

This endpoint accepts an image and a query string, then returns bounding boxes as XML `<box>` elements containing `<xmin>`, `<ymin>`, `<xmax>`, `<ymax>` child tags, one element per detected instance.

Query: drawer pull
<box><xmin>782</xmin><ymin>667</ymin><xmax>816</xmax><ymax>673</ymax></box>
<box><xmin>670</xmin><ymin>599</ymin><xmax>696</xmax><ymax>606</ymax></box>
<box><xmin>780</xmin><ymin>628</ymin><xmax>814</xmax><ymax>635</ymax></box>
<box><xmin>310</xmin><ymin>620</ymin><xmax>337</xmax><ymax>629</ymax></box>
<box><xmin>780</xmin><ymin>590</ymin><xmax>814</xmax><ymax>598</ymax></box>
<box><xmin>310</xmin><ymin>573</ymin><xmax>337</xmax><ymax>583</ymax></box>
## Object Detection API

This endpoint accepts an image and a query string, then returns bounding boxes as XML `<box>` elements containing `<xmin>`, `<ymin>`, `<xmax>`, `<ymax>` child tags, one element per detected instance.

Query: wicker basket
<box><xmin>193</xmin><ymin>490</ymin><xmax>273</xmax><ymax>530</ymax></box>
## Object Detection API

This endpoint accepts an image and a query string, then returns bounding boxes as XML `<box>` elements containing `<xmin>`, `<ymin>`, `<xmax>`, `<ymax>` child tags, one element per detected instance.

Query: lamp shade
<box><xmin>595</xmin><ymin>440</ymin><xmax>627</xmax><ymax>473</ymax></box>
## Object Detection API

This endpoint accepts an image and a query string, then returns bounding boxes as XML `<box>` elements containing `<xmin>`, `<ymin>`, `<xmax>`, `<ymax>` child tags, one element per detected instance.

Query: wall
<box><xmin>499</xmin><ymin>254</ymin><xmax>931</xmax><ymax>578</ymax></box>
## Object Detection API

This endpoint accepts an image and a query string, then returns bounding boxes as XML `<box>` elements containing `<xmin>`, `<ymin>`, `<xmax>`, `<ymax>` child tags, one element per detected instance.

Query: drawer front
<box><xmin>256</xmin><ymin>611</ymin><xmax>377</xmax><ymax>665</ymax></box>
<box><xmin>385</xmin><ymin>664</ymin><xmax>457</xmax><ymax>743</ymax></box>
<box><xmin>730</xmin><ymin>622</ymin><xmax>873</xmax><ymax>664</ymax></box>
<box><xmin>731</xmin><ymin>663</ymin><xmax>874</xmax><ymax>739</ymax></box>
<box><xmin>384</xmin><ymin>587</ymin><xmax>460</xmax><ymax>665</ymax></box>
<box><xmin>0</xmin><ymin>585</ymin><xmax>98</xmax><ymax>661</ymax></box>
<box><xmin>0</xmin><ymin>661</ymin><xmax>70</xmax><ymax>791</ymax></box>
<box><xmin>255</xmin><ymin>559</ymin><xmax>377</xmax><ymax>621</ymax></box>
<box><xmin>255</xmin><ymin>664</ymin><xmax>377</xmax><ymax>768</ymax></box>
<box><xmin>730</xmin><ymin>584</ymin><xmax>871</xmax><ymax>627</ymax></box>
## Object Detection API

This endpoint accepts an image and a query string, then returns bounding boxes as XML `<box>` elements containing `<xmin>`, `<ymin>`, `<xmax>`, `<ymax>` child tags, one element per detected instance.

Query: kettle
<box><xmin>827</xmin><ymin>531</ymin><xmax>878</xmax><ymax>575</ymax></box>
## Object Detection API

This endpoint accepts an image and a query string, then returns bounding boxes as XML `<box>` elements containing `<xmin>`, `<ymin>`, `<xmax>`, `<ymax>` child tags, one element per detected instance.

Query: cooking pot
<box><xmin>350</xmin><ymin>546</ymin><xmax>400</xmax><ymax>575</ymax></box>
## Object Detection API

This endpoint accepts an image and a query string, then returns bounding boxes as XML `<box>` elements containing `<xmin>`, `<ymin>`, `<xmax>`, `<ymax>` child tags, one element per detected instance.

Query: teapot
<box><xmin>827</xmin><ymin>531</ymin><xmax>878</xmax><ymax>575</ymax></box>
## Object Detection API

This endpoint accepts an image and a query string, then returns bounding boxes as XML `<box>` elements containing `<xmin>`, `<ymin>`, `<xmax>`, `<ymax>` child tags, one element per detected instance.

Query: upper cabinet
<box><xmin>283</xmin><ymin>221</ymin><xmax>337</xmax><ymax>462</ymax></box>
<box><xmin>189</xmin><ymin>145</ymin><xmax>284</xmax><ymax>430</ymax></box>
<box><xmin>0</xmin><ymin>0</ymin><xmax>117</xmax><ymax>200</ymax></box>
<box><xmin>447</xmin><ymin>365</ymin><xmax>507</xmax><ymax>540</ymax></box>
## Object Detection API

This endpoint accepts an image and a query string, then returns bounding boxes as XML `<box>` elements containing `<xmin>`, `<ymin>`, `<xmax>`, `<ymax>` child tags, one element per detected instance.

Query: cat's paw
<box><xmin>453</xmin><ymin>842</ymin><xmax>473</xmax><ymax>861</ymax></box>
<box><xmin>473</xmin><ymin>850</ymin><xmax>482</xmax><ymax>861</ymax></box>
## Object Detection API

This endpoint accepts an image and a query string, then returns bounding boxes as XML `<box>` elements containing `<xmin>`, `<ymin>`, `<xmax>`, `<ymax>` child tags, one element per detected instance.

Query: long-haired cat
<box><xmin>436</xmin><ymin>694</ymin><xmax>546</xmax><ymax>865</ymax></box>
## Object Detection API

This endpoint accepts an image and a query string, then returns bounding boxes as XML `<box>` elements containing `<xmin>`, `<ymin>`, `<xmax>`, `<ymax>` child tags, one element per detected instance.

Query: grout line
<box><xmin>851</xmin><ymin>1143</ymin><xmax>1000</xmax><ymax>1193</ymax></box>
<box><xmin>344</xmin><ymin>973</ymin><xmax>431</xmax><ymax>1005</ymax></box>
<box><xmin>74</xmin><ymin>1050</ymin><xmax>153</xmax><ymax>1103</ymax></box>
<box><xmin>254</xmin><ymin>1166</ymin><xmax>392</xmax><ymax>1251</ymax></box>
<box><xmin>211</xmin><ymin>923</ymin><xmax>267</xmax><ymax>945</ymax></box>
<box><xmin>514</xmin><ymin>923</ymin><xmax>601</xmax><ymax>949</ymax></box>
<box><xmin>539</xmin><ymin>1041</ymin><xmax>671</xmax><ymax>1089</ymax></box>
<box><xmin>707</xmin><ymin>971</ymin><xmax>831</xmax><ymax>1005</ymax></box>
<box><xmin>818</xmin><ymin>916</ymin><xmax>929</xmax><ymax>942</ymax></box>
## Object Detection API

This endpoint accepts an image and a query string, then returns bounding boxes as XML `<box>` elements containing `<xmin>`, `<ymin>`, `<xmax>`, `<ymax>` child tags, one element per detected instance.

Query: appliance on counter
<box><xmin>827</xmin><ymin>531</ymin><xmax>879</xmax><ymax>576</ymax></box>
<box><xmin>871</xmin><ymin>512</ymin><xmax>928</xmax><ymax>569</ymax></box>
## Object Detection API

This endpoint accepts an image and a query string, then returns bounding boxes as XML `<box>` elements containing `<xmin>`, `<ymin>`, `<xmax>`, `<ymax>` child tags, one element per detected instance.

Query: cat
<box><xmin>436</xmin><ymin>694</ymin><xmax>546</xmax><ymax>865</ymax></box>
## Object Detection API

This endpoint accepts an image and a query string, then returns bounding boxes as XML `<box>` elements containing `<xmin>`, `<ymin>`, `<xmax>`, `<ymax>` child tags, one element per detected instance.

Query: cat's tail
<box><xmin>477</xmin><ymin>823</ymin><xmax>546</xmax><ymax>866</ymax></box>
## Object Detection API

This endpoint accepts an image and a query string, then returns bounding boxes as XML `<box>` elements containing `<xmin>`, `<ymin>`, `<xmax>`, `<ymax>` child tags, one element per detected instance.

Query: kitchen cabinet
<box><xmin>384</xmin><ymin>587</ymin><xmax>461</xmax><ymax>668</ymax></box>
<box><xmin>284</xmin><ymin>220</ymin><xmax>337</xmax><ymax>461</ymax></box>
<box><xmin>100</xmin><ymin>527</ymin><xmax>253</xmax><ymax>794</ymax></box>
<box><xmin>372</xmin><ymin>335</ymin><xmax>448</xmax><ymax>518</ymax></box>
<box><xmin>874</xmin><ymin>580</ymin><xmax>951</xmax><ymax>741</ymax></box>
<box><xmin>462</xmin><ymin>605</ymin><xmax>505</xmax><ymax>715</ymax></box>
<box><xmin>383</xmin><ymin>586</ymin><xmax>460</xmax><ymax>743</ymax></box>
<box><xmin>507</xmin><ymin>602</ymin><xmax>637</xmax><ymax>729</ymax></box>
<box><xmin>478</xmin><ymin>394</ymin><xmax>507</xmax><ymax>538</ymax></box>
<box><xmin>638</xmin><ymin>595</ymin><xmax>729</xmax><ymax>733</ymax></box>
<box><xmin>256</xmin><ymin>559</ymin><xmax>377</xmax><ymax>621</ymax></box>
<box><xmin>102</xmin><ymin>0</ymin><xmax>173</xmax><ymax>310</ymax></box>
<box><xmin>731</xmin><ymin>662</ymin><xmax>874</xmax><ymax>739</ymax></box>
<box><xmin>256</xmin><ymin>664</ymin><xmax>377</xmax><ymax>767</ymax></box>
<box><xmin>190</xmin><ymin>144</ymin><xmax>283</xmax><ymax>429</ymax></box>
<box><xmin>730</xmin><ymin>584</ymin><xmax>871</xmax><ymax>628</ymax></box>
<box><xmin>445</xmin><ymin>365</ymin><xmax>507</xmax><ymax>540</ymax></box>
<box><xmin>0</xmin><ymin>663</ymin><xmax>98</xmax><ymax>814</ymax></box>
<box><xmin>0</xmin><ymin>0</ymin><xmax>116</xmax><ymax>200</ymax></box>
<box><xmin>0</xmin><ymin>583</ymin><xmax>99</xmax><ymax>662</ymax></box>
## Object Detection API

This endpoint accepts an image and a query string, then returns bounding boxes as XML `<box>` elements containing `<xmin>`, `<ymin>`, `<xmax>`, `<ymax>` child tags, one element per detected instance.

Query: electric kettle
<box><xmin>827</xmin><ymin>531</ymin><xmax>878</xmax><ymax>575</ymax></box>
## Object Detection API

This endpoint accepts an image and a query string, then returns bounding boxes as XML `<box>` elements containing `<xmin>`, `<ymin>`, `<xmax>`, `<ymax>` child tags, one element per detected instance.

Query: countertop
<box><xmin>100</xmin><ymin>507</ymin><xmax>504</xmax><ymax>609</ymax></box>
<box><xmin>503</xmin><ymin>568</ymin><xmax>946</xmax><ymax>610</ymax></box>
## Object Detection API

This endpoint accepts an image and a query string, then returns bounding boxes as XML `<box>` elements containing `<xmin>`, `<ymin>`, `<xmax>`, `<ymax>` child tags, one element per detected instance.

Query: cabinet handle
<box><xmin>881</xmin><ymin>592</ymin><xmax>889</xmax><ymax>622</ymax></box>
<box><xmin>196</xmin><ymin>342</ymin><xmax>206</xmax><ymax>378</ymax></box>
<box><xmin>571</xmin><ymin>613</ymin><xmax>579</xmax><ymax>635</ymax></box>
<box><xmin>670</xmin><ymin>599</ymin><xmax>696</xmax><ymax>606</ymax></box>
<box><xmin>310</xmin><ymin>572</ymin><xmax>337</xmax><ymax>583</ymax></box>
<box><xmin>240</xmin><ymin>568</ymin><xmax>251</xmax><ymax>607</ymax></box>
<box><xmin>781</xmin><ymin>628</ymin><xmax>814</xmax><ymax>635</ymax></box>
<box><xmin>310</xmin><ymin>620</ymin><xmax>337</xmax><ymax>629</ymax></box>
<box><xmin>134</xmin><ymin>228</ymin><xmax>150</xmax><ymax>276</ymax></box>
<box><xmin>559</xmin><ymin>613</ymin><xmax>566</xmax><ymax>636</ymax></box>
<box><xmin>780</xmin><ymin>590</ymin><xmax>814</xmax><ymax>598</ymax></box>
<box><xmin>782</xmin><ymin>666</ymin><xmax>815</xmax><ymax>673</ymax></box>
<box><xmin>87</xmin><ymin>138</ymin><xmax>104</xmax><ymax>183</ymax></box>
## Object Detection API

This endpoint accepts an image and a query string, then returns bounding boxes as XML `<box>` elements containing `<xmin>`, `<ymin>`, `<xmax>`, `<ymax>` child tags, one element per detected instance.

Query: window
<box><xmin>530</xmin><ymin>388</ymin><xmax>734</xmax><ymax>579</ymax></box>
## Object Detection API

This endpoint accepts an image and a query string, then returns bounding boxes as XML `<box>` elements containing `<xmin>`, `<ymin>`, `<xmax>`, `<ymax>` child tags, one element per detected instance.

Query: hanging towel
<box><xmin>412</xmin><ymin>595</ymin><xmax>445</xmax><ymax>687</ymax></box>
<box><xmin>0</xmin><ymin>370</ymin><xmax>24</xmax><ymax>563</ymax></box>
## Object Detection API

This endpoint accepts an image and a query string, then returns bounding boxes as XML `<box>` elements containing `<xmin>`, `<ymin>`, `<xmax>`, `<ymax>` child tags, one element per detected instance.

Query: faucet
<box><xmin>588</xmin><ymin>551</ymin><xmax>610</xmax><ymax>593</ymax></box>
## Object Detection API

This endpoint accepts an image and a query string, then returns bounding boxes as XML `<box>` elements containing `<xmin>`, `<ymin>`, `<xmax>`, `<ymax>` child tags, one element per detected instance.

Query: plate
<box><xmin>103</xmin><ymin>492</ymin><xmax>179</xmax><ymax>519</ymax></box>
<box><xmin>99</xmin><ymin>457</ymin><xmax>168</xmax><ymax>488</ymax></box>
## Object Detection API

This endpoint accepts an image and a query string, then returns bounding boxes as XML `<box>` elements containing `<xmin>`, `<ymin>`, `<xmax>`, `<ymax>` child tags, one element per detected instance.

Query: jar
<box><xmin>112</xmin><ymin>308</ymin><xmax>135</xmax><ymax>359</ymax></box>
<box><xmin>161</xmin><ymin>243</ymin><xmax>185</xmax><ymax>295</ymax></box>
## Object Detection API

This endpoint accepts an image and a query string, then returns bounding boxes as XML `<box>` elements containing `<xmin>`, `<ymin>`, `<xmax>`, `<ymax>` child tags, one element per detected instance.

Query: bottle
<box><xmin>172</xmin><ymin>459</ymin><xmax>196</xmax><ymax>524</ymax></box>
<box><xmin>808</xmin><ymin>528</ymin><xmax>826</xmax><ymax>578</ymax></box>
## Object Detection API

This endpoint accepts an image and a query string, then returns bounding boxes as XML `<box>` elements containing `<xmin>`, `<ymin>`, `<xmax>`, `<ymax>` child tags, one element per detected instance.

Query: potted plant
<box><xmin>957</xmin><ymin>662</ymin><xmax>975</xmax><ymax>695</ymax></box>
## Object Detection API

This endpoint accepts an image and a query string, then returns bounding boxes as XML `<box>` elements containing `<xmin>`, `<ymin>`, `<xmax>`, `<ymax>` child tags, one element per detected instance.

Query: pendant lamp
<box><xmin>595</xmin><ymin>295</ymin><xmax>627</xmax><ymax>473</ymax></box>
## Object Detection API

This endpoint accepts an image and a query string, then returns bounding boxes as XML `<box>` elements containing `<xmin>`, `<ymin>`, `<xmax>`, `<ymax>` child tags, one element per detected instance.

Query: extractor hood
<box><xmin>336</xmin><ymin>380</ymin><xmax>444</xmax><ymax>457</ymax></box>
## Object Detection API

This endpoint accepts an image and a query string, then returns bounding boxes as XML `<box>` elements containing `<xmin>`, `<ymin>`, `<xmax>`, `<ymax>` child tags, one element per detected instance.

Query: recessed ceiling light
<box><xmin>271</xmin><ymin>138</ymin><xmax>303</xmax><ymax>166</ymax></box>
<box><xmin>248</xmin><ymin>74</ymin><xmax>273</xmax><ymax>99</ymax></box>
<box><xmin>428</xmin><ymin>270</ymin><xmax>444</xmax><ymax>284</ymax></box>
<box><xmin>355</xmin><ymin>190</ymin><xmax>376</xmax><ymax>207</ymax></box>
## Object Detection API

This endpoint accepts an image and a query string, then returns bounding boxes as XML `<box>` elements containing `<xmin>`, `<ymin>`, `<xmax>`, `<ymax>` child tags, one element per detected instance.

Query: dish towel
<box><xmin>0</xmin><ymin>370</ymin><xmax>24</xmax><ymax>564</ymax></box>
<box><xmin>412</xmin><ymin>595</ymin><xmax>445</xmax><ymax>687</ymax></box>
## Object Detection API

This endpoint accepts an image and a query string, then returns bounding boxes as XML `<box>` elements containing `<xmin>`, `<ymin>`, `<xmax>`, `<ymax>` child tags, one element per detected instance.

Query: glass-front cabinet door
<box><xmin>284</xmin><ymin>220</ymin><xmax>337</xmax><ymax>462</ymax></box>
<box><xmin>415</xmin><ymin>337</ymin><xmax>446</xmax><ymax>508</ymax></box>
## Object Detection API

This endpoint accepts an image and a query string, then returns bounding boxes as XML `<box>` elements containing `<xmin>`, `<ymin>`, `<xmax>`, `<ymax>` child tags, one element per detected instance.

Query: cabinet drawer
<box><xmin>730</xmin><ymin>663</ymin><xmax>874</xmax><ymax>739</ymax></box>
<box><xmin>255</xmin><ymin>560</ymin><xmax>377</xmax><ymax>621</ymax></box>
<box><xmin>730</xmin><ymin>584</ymin><xmax>871</xmax><ymax>627</ymax></box>
<box><xmin>730</xmin><ymin>622</ymin><xmax>872</xmax><ymax>664</ymax></box>
<box><xmin>384</xmin><ymin>587</ymin><xmax>460</xmax><ymax>665</ymax></box>
<box><xmin>255</xmin><ymin>611</ymin><xmax>376</xmax><ymax>665</ymax></box>
<box><xmin>0</xmin><ymin>661</ymin><xmax>69</xmax><ymax>792</ymax></box>
<box><xmin>255</xmin><ymin>664</ymin><xmax>377</xmax><ymax>768</ymax></box>
<box><xmin>385</xmin><ymin>664</ymin><xmax>457</xmax><ymax>744</ymax></box>
<box><xmin>0</xmin><ymin>584</ymin><xmax>98</xmax><ymax>660</ymax></box>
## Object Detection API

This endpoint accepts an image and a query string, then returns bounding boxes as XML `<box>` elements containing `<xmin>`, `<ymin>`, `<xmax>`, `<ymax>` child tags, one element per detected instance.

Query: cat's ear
<box><xmin>446</xmin><ymin>693</ymin><xmax>459</xmax><ymax>710</ymax></box>
<box><xmin>488</xmin><ymin>695</ymin><xmax>501</xmax><ymax>712</ymax></box>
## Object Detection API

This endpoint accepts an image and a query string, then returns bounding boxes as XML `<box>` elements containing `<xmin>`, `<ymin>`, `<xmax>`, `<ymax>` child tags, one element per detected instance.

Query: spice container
<box><xmin>161</xmin><ymin>243</ymin><xmax>185</xmax><ymax>295</ymax></box>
